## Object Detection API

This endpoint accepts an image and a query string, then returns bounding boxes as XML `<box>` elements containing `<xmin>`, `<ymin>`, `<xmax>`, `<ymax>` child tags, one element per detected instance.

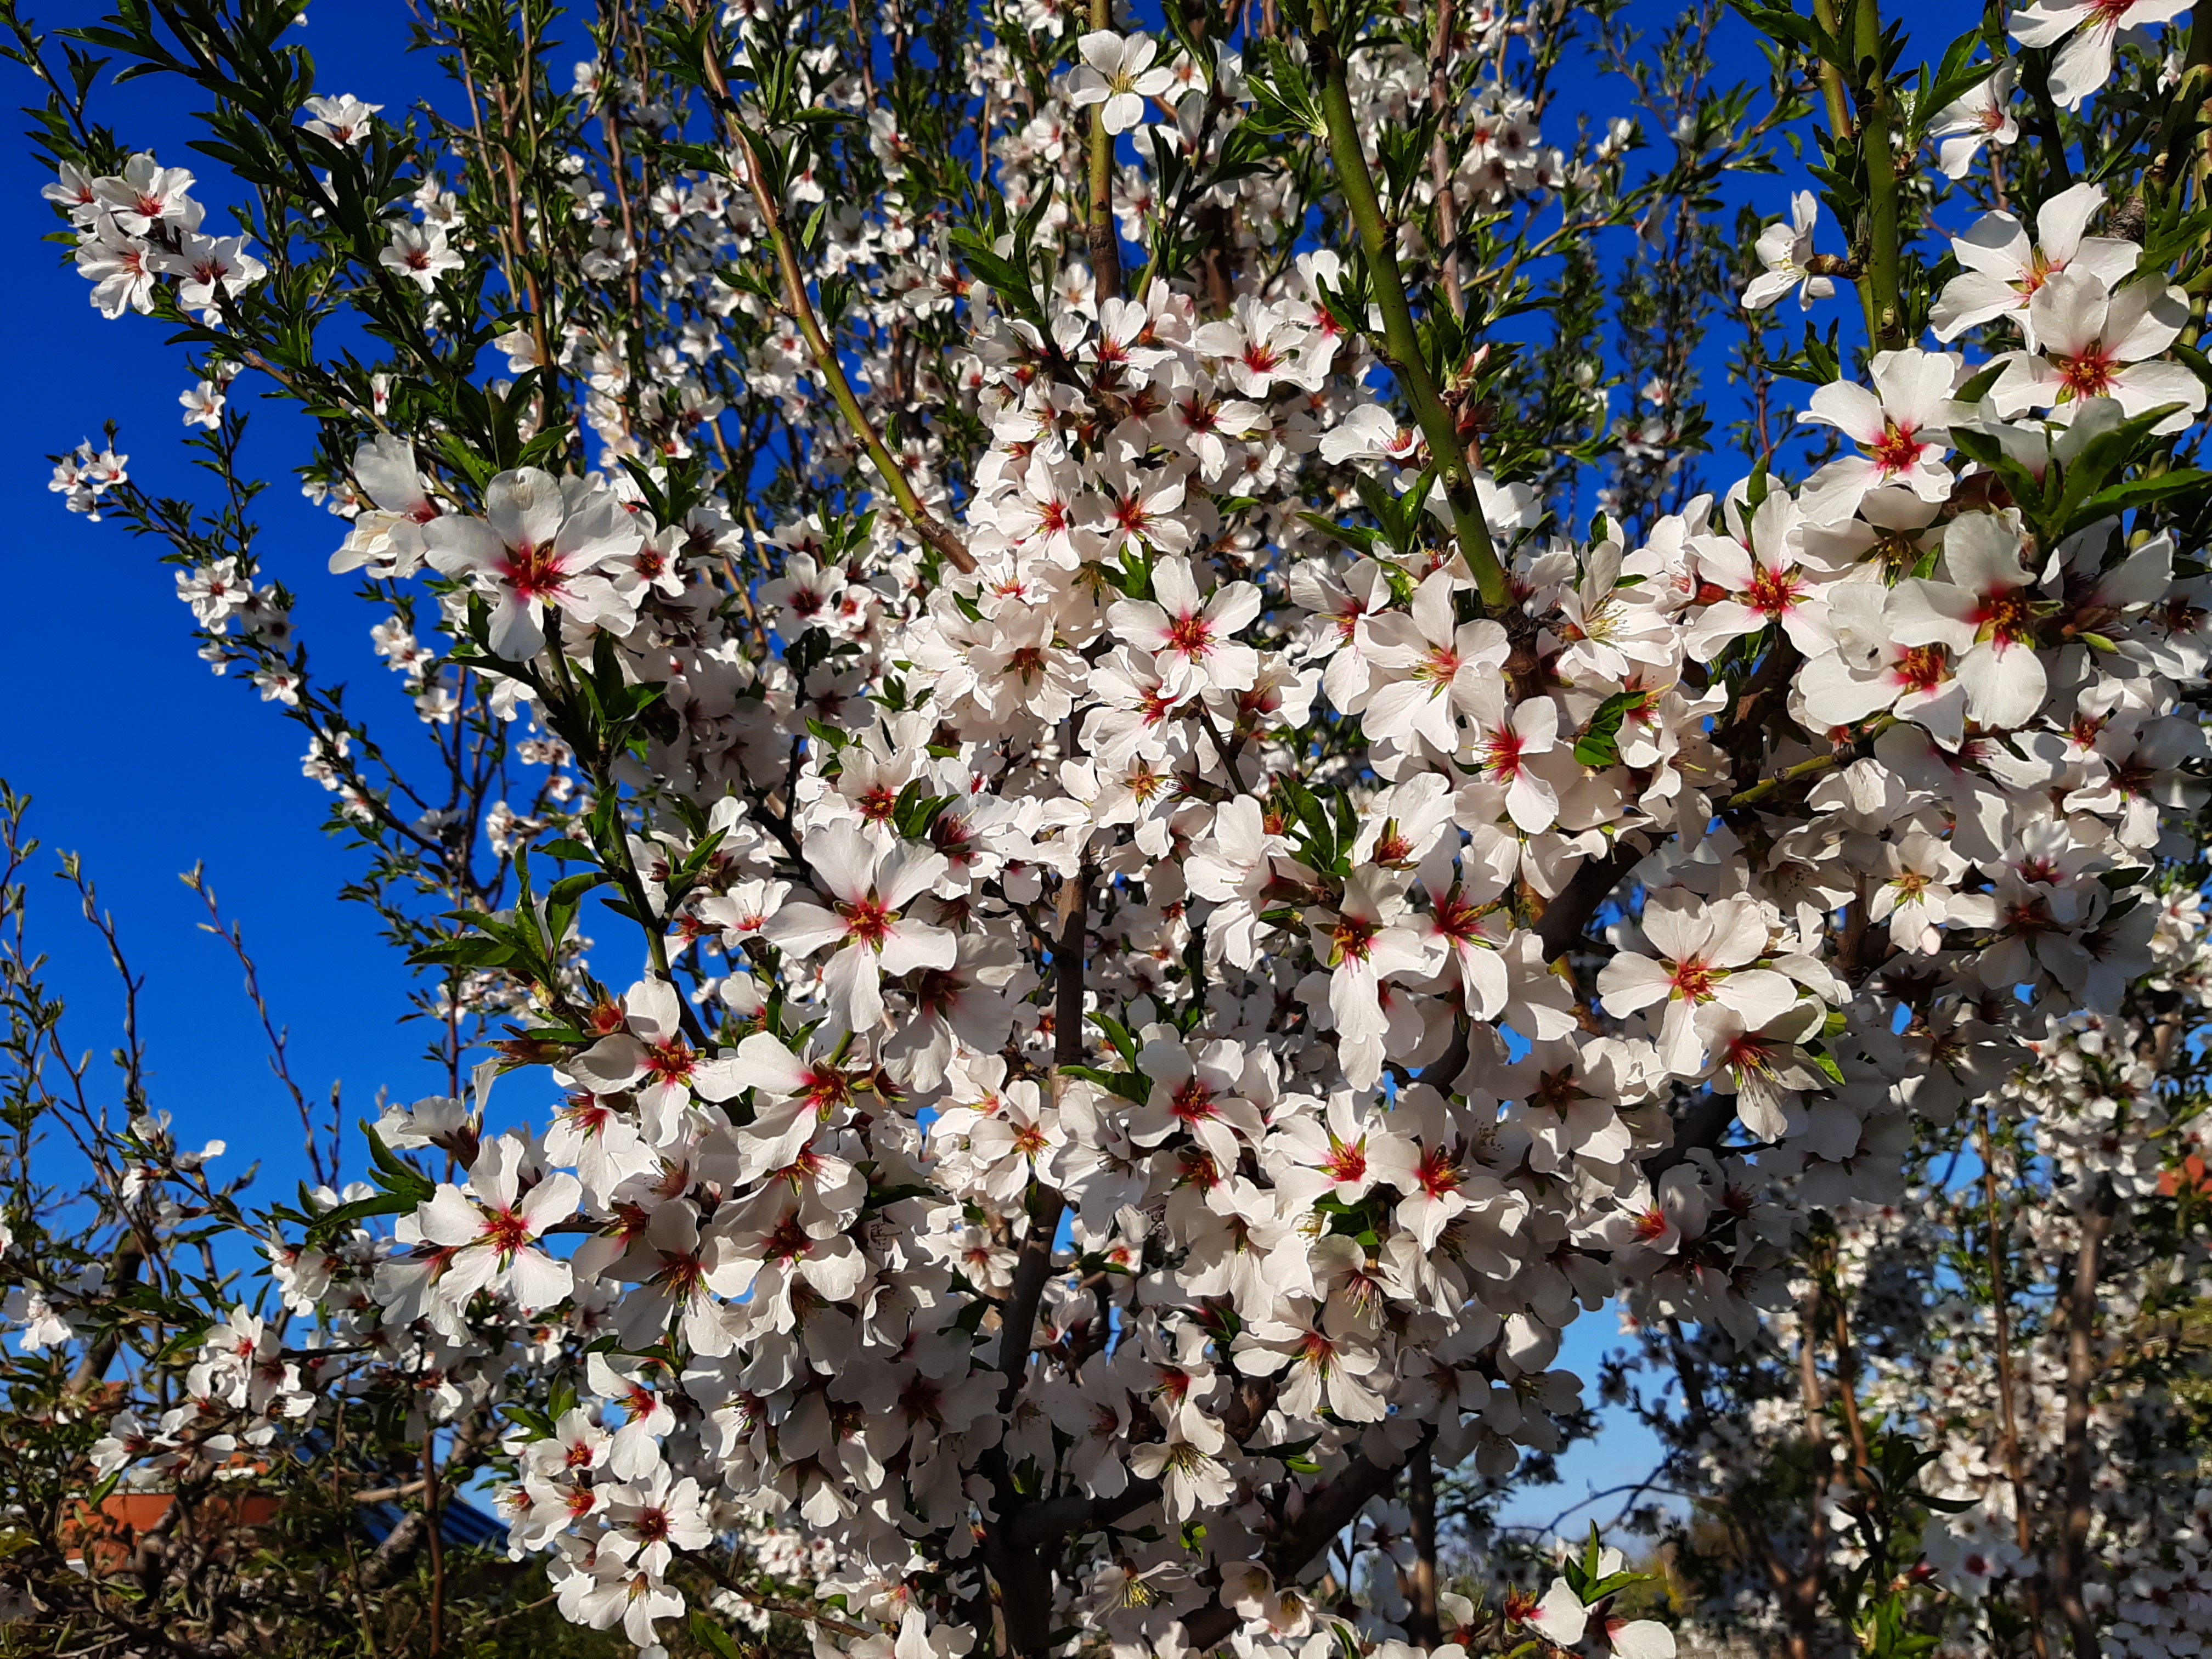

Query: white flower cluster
<box><xmin>20</xmin><ymin>0</ymin><xmax>2212</xmax><ymax>1656</ymax></box>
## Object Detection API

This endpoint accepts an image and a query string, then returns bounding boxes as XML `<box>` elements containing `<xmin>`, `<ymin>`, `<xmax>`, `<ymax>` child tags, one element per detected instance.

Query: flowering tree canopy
<box><xmin>4</xmin><ymin>1</ymin><xmax>2212</xmax><ymax>1658</ymax></box>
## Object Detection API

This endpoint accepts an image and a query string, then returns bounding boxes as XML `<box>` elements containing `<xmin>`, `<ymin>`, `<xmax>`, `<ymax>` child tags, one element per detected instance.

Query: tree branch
<box><xmin>684</xmin><ymin>8</ymin><xmax>975</xmax><ymax>575</ymax></box>
<box><xmin>1305</xmin><ymin>4</ymin><xmax>1507</xmax><ymax>612</ymax></box>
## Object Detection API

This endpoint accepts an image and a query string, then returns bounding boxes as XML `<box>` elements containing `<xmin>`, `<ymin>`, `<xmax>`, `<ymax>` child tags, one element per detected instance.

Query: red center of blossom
<box><xmin>1724</xmin><ymin>1030</ymin><xmax>1779</xmax><ymax>1071</ymax></box>
<box><xmin>1744</xmin><ymin>563</ymin><xmax>1802</xmax><ymax>617</ymax></box>
<box><xmin>482</xmin><ymin>1205</ymin><xmax>535</xmax><ymax>1257</ymax></box>
<box><xmin>1973</xmin><ymin>588</ymin><xmax>2036</xmax><ymax>645</ymax></box>
<box><xmin>642</xmin><ymin>1037</ymin><xmax>695</xmax><ymax>1084</ymax></box>
<box><xmin>653</xmin><ymin>1249</ymin><xmax>706</xmax><ymax>1301</ymax></box>
<box><xmin>800</xmin><ymin>1066</ymin><xmax>851</xmax><ymax>1112</ymax></box>
<box><xmin>764</xmin><ymin>1216</ymin><xmax>813</xmax><ymax>1263</ymax></box>
<box><xmin>1169</xmin><ymin>1076</ymin><xmax>1218</xmax><ymax>1124</ymax></box>
<box><xmin>1413</xmin><ymin>1145</ymin><xmax>1463</xmax><ymax>1200</ymax></box>
<box><xmin>1483</xmin><ymin>726</ymin><xmax>1525</xmax><ymax>779</ymax></box>
<box><xmin>1430</xmin><ymin>891</ymin><xmax>1486</xmax><ymax>944</ymax></box>
<box><xmin>1416</xmin><ymin>644</ymin><xmax>1460</xmax><ymax>686</ymax></box>
<box><xmin>840</xmin><ymin>895</ymin><xmax>894</xmax><ymax>949</ymax></box>
<box><xmin>1322</xmin><ymin>1139</ymin><xmax>1368</xmax><ymax>1182</ymax></box>
<box><xmin>1894</xmin><ymin>644</ymin><xmax>1949</xmax><ymax>693</ymax></box>
<box><xmin>1669</xmin><ymin>955</ymin><xmax>1718</xmax><ymax>1001</ymax></box>
<box><xmin>499</xmin><ymin>541</ymin><xmax>568</xmax><ymax>602</ymax></box>
<box><xmin>2057</xmin><ymin>346</ymin><xmax>2118</xmax><ymax>398</ymax></box>
<box><xmin>1165</xmin><ymin>610</ymin><xmax>1214</xmax><ymax>659</ymax></box>
<box><xmin>1869</xmin><ymin>420</ymin><xmax>1927</xmax><ymax>478</ymax></box>
<box><xmin>1535</xmin><ymin>1068</ymin><xmax>1586</xmax><ymax>1112</ymax></box>
<box><xmin>1331</xmin><ymin>913</ymin><xmax>1381</xmax><ymax>962</ymax></box>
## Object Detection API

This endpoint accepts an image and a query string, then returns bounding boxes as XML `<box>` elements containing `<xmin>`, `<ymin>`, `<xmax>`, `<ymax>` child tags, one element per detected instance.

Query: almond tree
<box><xmin>3</xmin><ymin>1</ymin><xmax>2211</xmax><ymax>1657</ymax></box>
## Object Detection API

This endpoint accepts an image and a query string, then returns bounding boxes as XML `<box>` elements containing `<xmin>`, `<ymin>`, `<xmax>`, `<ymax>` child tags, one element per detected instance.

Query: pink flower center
<box><xmin>642</xmin><ymin>1038</ymin><xmax>695</xmax><ymax>1085</ymax></box>
<box><xmin>1894</xmin><ymin>644</ymin><xmax>1949</xmax><ymax>693</ymax></box>
<box><xmin>1413</xmin><ymin>1146</ymin><xmax>1463</xmax><ymax>1200</ymax></box>
<box><xmin>1169</xmin><ymin>1076</ymin><xmax>1218</xmax><ymax>1124</ymax></box>
<box><xmin>1669</xmin><ymin>955</ymin><xmax>1718</xmax><ymax>1001</ymax></box>
<box><xmin>840</xmin><ymin>895</ymin><xmax>894</xmax><ymax>949</ymax></box>
<box><xmin>1165</xmin><ymin>610</ymin><xmax>1214</xmax><ymax>659</ymax></box>
<box><xmin>1744</xmin><ymin>563</ymin><xmax>1802</xmax><ymax>617</ymax></box>
<box><xmin>1869</xmin><ymin>419</ymin><xmax>1927</xmax><ymax>478</ymax></box>
<box><xmin>1483</xmin><ymin>726</ymin><xmax>1526</xmax><ymax>779</ymax></box>
<box><xmin>2057</xmin><ymin>345</ymin><xmax>2119</xmax><ymax>399</ymax></box>
<box><xmin>1972</xmin><ymin>587</ymin><xmax>2037</xmax><ymax>646</ymax></box>
<box><xmin>482</xmin><ymin>1205</ymin><xmax>535</xmax><ymax>1257</ymax></box>
<box><xmin>500</xmin><ymin>541</ymin><xmax>568</xmax><ymax>602</ymax></box>
<box><xmin>1331</xmin><ymin>912</ymin><xmax>1381</xmax><ymax>962</ymax></box>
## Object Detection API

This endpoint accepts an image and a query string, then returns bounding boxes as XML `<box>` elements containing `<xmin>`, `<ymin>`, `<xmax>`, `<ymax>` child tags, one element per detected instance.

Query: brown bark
<box><xmin>1982</xmin><ymin>1108</ymin><xmax>2053</xmax><ymax>1659</ymax></box>
<box><xmin>1406</xmin><ymin>1446</ymin><xmax>1441</xmax><ymax>1645</ymax></box>
<box><xmin>982</xmin><ymin>859</ymin><xmax>1093</xmax><ymax>1657</ymax></box>
<box><xmin>1426</xmin><ymin>0</ymin><xmax>1463</xmax><ymax>321</ymax></box>
<box><xmin>2053</xmin><ymin>1183</ymin><xmax>2119</xmax><ymax>1658</ymax></box>
<box><xmin>1178</xmin><ymin>1443</ymin><xmax>1417</xmax><ymax>1650</ymax></box>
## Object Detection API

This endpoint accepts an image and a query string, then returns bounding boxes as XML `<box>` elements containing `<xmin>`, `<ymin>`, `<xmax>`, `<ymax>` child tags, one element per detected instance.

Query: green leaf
<box><xmin>1059</xmin><ymin>1064</ymin><xmax>1151</xmax><ymax>1105</ymax></box>
<box><xmin>1573</xmin><ymin>689</ymin><xmax>1640</xmax><ymax>768</ymax></box>
<box><xmin>690</xmin><ymin>1611</ymin><xmax>748</xmax><ymax>1659</ymax></box>
<box><xmin>1089</xmin><ymin>1010</ymin><xmax>1141</xmax><ymax>1066</ymax></box>
<box><xmin>409</xmin><ymin>934</ymin><xmax>520</xmax><ymax>969</ymax></box>
<box><xmin>2070</xmin><ymin>469</ymin><xmax>2211</xmax><ymax>526</ymax></box>
<box><xmin>305</xmin><ymin>1187</ymin><xmax>417</xmax><ymax>1242</ymax></box>
<box><xmin>359</xmin><ymin>1121</ymin><xmax>437</xmax><ymax>1205</ymax></box>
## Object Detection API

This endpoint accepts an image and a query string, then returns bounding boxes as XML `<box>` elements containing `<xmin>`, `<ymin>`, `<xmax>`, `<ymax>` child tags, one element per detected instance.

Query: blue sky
<box><xmin>1</xmin><ymin>2</ymin><xmax>449</xmax><ymax>1193</ymax></box>
<box><xmin>1</xmin><ymin>0</ymin><xmax>1980</xmax><ymax>1539</ymax></box>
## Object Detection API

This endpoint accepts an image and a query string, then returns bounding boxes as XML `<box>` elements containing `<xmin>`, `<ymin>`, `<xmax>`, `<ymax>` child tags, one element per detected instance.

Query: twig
<box><xmin>1303</xmin><ymin>0</ymin><xmax>1508</xmax><ymax>612</ymax></box>
<box><xmin>681</xmin><ymin>4</ymin><xmax>976</xmax><ymax>574</ymax></box>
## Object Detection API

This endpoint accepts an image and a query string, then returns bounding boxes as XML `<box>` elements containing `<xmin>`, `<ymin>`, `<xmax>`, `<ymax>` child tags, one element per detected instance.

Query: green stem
<box><xmin>751</xmin><ymin>133</ymin><xmax>975</xmax><ymax>572</ymax></box>
<box><xmin>1810</xmin><ymin>0</ymin><xmax>1854</xmax><ymax>141</ymax></box>
<box><xmin>1853</xmin><ymin>0</ymin><xmax>1905</xmax><ymax>351</ymax></box>
<box><xmin>1308</xmin><ymin>19</ymin><xmax>1509</xmax><ymax>612</ymax></box>
<box><xmin>1086</xmin><ymin>0</ymin><xmax>1122</xmax><ymax>303</ymax></box>
<box><xmin>689</xmin><ymin>12</ymin><xmax>975</xmax><ymax>574</ymax></box>
<box><xmin>2151</xmin><ymin>16</ymin><xmax>2212</xmax><ymax>193</ymax></box>
<box><xmin>2022</xmin><ymin>46</ymin><xmax>2075</xmax><ymax>190</ymax></box>
<box><xmin>1723</xmin><ymin>715</ymin><xmax>1893</xmax><ymax>810</ymax></box>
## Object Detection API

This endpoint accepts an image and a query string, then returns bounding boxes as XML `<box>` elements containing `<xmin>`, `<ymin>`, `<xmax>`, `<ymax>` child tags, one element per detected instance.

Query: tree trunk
<box><xmin>1406</xmin><ymin>1447</ymin><xmax>1440</xmax><ymax>1645</ymax></box>
<box><xmin>2053</xmin><ymin>1182</ymin><xmax>2118</xmax><ymax>1658</ymax></box>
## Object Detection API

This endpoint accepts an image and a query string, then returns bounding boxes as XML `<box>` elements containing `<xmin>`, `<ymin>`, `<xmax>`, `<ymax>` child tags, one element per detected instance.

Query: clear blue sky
<box><xmin>1</xmin><ymin>1</ymin><xmax>452</xmax><ymax>1195</ymax></box>
<box><xmin>0</xmin><ymin>0</ymin><xmax>1978</xmax><ymax>1539</ymax></box>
